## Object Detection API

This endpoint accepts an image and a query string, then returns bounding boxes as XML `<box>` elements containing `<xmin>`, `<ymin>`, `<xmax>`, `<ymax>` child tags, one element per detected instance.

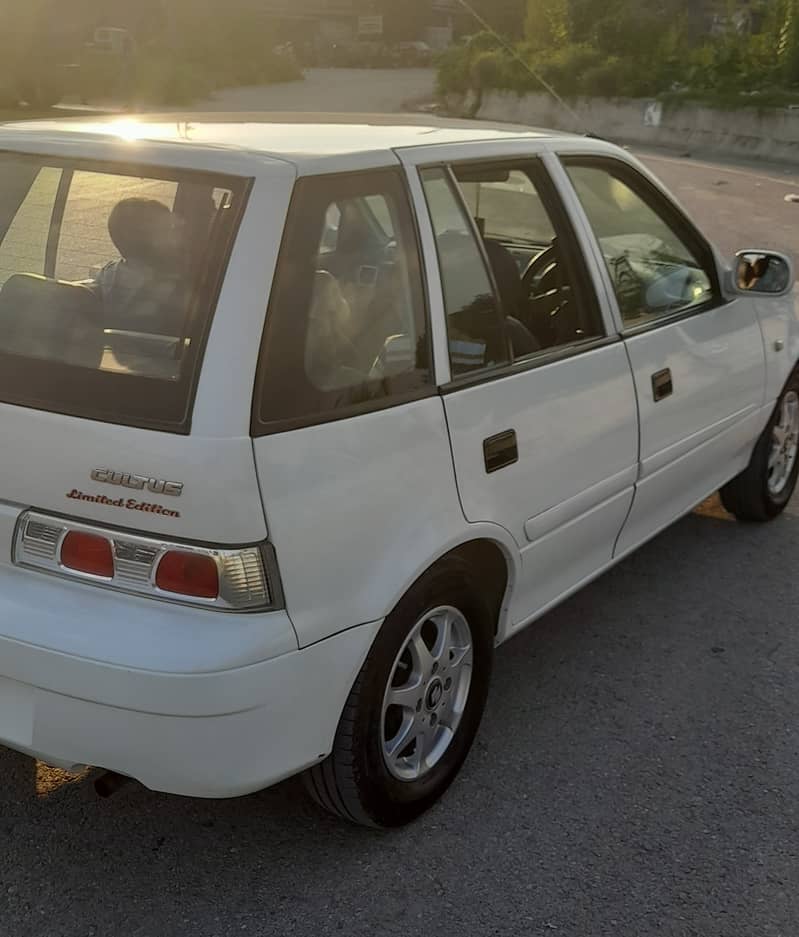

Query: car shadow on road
<box><xmin>1</xmin><ymin>495</ymin><xmax>797</xmax><ymax>935</ymax></box>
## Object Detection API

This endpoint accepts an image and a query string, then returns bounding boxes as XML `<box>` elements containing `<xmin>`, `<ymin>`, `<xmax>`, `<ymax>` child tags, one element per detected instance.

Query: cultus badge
<box><xmin>90</xmin><ymin>469</ymin><xmax>184</xmax><ymax>497</ymax></box>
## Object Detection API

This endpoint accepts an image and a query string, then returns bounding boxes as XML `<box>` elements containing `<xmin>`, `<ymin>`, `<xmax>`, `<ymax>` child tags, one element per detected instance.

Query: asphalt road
<box><xmin>638</xmin><ymin>150</ymin><xmax>799</xmax><ymax>264</ymax></box>
<box><xmin>205</xmin><ymin>67</ymin><xmax>438</xmax><ymax>115</ymax></box>
<box><xmin>3</xmin><ymin>76</ymin><xmax>799</xmax><ymax>937</ymax></box>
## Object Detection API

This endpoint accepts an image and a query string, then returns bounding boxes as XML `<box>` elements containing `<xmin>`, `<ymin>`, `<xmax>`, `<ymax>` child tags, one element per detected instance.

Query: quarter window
<box><xmin>255</xmin><ymin>170</ymin><xmax>432</xmax><ymax>431</ymax></box>
<box><xmin>564</xmin><ymin>161</ymin><xmax>717</xmax><ymax>328</ymax></box>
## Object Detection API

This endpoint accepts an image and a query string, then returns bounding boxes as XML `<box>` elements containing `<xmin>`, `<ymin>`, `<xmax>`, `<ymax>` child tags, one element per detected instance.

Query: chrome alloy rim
<box><xmin>768</xmin><ymin>390</ymin><xmax>799</xmax><ymax>496</ymax></box>
<box><xmin>381</xmin><ymin>606</ymin><xmax>473</xmax><ymax>781</ymax></box>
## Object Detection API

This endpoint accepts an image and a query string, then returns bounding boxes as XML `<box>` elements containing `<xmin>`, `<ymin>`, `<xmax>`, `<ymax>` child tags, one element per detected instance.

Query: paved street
<box><xmin>206</xmin><ymin>67</ymin><xmax>437</xmax><ymax>114</ymax></box>
<box><xmin>639</xmin><ymin>150</ymin><xmax>799</xmax><ymax>264</ymax></box>
<box><xmin>2</xmin><ymin>72</ymin><xmax>799</xmax><ymax>937</ymax></box>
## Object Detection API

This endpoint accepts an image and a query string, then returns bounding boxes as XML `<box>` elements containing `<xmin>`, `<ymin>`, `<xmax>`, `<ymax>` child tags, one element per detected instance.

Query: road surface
<box><xmin>2</xmin><ymin>71</ymin><xmax>799</xmax><ymax>937</ymax></box>
<box><xmin>206</xmin><ymin>67</ymin><xmax>437</xmax><ymax>115</ymax></box>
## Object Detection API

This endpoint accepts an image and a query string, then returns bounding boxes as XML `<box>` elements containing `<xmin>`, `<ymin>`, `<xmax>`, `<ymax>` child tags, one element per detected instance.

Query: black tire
<box><xmin>720</xmin><ymin>367</ymin><xmax>799</xmax><ymax>521</ymax></box>
<box><xmin>304</xmin><ymin>558</ymin><xmax>494</xmax><ymax>828</ymax></box>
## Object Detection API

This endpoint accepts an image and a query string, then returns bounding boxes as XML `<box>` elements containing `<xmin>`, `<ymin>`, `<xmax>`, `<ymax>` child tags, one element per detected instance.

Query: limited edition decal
<box><xmin>66</xmin><ymin>490</ymin><xmax>181</xmax><ymax>518</ymax></box>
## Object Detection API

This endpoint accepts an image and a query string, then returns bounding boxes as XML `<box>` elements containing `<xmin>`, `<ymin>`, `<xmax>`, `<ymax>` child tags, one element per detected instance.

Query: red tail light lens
<box><xmin>16</xmin><ymin>513</ymin><xmax>280</xmax><ymax>611</ymax></box>
<box><xmin>156</xmin><ymin>550</ymin><xmax>219</xmax><ymax>599</ymax></box>
<box><xmin>61</xmin><ymin>531</ymin><xmax>114</xmax><ymax>578</ymax></box>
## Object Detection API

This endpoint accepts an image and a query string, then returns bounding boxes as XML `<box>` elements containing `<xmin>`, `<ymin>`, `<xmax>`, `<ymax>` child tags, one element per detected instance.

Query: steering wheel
<box><xmin>521</xmin><ymin>245</ymin><xmax>559</xmax><ymax>298</ymax></box>
<box><xmin>520</xmin><ymin>245</ymin><xmax>570</xmax><ymax>345</ymax></box>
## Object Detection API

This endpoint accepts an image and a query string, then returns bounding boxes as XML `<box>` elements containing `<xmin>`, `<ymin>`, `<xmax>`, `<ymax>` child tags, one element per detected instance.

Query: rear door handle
<box><xmin>651</xmin><ymin>368</ymin><xmax>673</xmax><ymax>402</ymax></box>
<box><xmin>483</xmin><ymin>430</ymin><xmax>518</xmax><ymax>473</ymax></box>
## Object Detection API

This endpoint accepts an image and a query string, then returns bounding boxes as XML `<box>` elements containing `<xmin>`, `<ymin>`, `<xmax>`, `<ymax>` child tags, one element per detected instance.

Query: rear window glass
<box><xmin>0</xmin><ymin>154</ymin><xmax>247</xmax><ymax>432</ymax></box>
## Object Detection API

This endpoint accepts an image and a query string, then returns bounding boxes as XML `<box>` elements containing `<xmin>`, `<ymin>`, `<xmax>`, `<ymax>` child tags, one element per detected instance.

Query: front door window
<box><xmin>564</xmin><ymin>161</ymin><xmax>717</xmax><ymax>328</ymax></box>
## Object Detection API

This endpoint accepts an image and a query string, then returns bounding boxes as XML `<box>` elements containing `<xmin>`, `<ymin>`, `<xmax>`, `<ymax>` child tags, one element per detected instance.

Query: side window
<box><xmin>420</xmin><ymin>168</ymin><xmax>509</xmax><ymax>376</ymax></box>
<box><xmin>451</xmin><ymin>162</ymin><xmax>604</xmax><ymax>353</ymax></box>
<box><xmin>256</xmin><ymin>170</ymin><xmax>432</xmax><ymax>431</ymax></box>
<box><xmin>0</xmin><ymin>165</ymin><xmax>61</xmax><ymax>286</ymax></box>
<box><xmin>564</xmin><ymin>161</ymin><xmax>717</xmax><ymax>328</ymax></box>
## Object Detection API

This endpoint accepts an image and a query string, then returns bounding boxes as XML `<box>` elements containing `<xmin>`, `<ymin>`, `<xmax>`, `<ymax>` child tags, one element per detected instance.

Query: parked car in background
<box><xmin>0</xmin><ymin>19</ymin><xmax>136</xmax><ymax>110</ymax></box>
<box><xmin>0</xmin><ymin>114</ymin><xmax>795</xmax><ymax>828</ymax></box>
<box><xmin>394</xmin><ymin>41</ymin><xmax>434</xmax><ymax>66</ymax></box>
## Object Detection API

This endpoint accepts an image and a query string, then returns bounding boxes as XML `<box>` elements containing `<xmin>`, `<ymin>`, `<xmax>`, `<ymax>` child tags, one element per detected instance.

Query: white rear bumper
<box><xmin>0</xmin><ymin>565</ymin><xmax>379</xmax><ymax>797</ymax></box>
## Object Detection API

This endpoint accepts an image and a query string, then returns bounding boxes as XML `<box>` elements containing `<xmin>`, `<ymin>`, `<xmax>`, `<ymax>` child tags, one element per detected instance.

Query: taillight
<box><xmin>13</xmin><ymin>511</ymin><xmax>282</xmax><ymax>612</ymax></box>
<box><xmin>156</xmin><ymin>551</ymin><xmax>219</xmax><ymax>599</ymax></box>
<box><xmin>61</xmin><ymin>531</ymin><xmax>114</xmax><ymax>579</ymax></box>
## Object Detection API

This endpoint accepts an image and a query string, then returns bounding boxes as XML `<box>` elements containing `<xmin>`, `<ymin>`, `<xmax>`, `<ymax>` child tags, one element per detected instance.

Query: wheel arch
<box><xmin>383</xmin><ymin>526</ymin><xmax>521</xmax><ymax>644</ymax></box>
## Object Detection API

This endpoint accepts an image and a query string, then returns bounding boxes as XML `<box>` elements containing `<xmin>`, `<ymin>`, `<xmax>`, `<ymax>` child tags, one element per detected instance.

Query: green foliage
<box><xmin>524</xmin><ymin>0</ymin><xmax>570</xmax><ymax>50</ymax></box>
<box><xmin>778</xmin><ymin>0</ymin><xmax>799</xmax><ymax>84</ymax></box>
<box><xmin>439</xmin><ymin>0</ymin><xmax>799</xmax><ymax>103</ymax></box>
<box><xmin>436</xmin><ymin>32</ymin><xmax>501</xmax><ymax>95</ymax></box>
<box><xmin>534</xmin><ymin>42</ymin><xmax>602</xmax><ymax>95</ymax></box>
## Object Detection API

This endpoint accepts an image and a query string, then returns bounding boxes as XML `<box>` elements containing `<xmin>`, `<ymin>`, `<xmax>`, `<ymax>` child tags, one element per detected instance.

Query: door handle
<box><xmin>651</xmin><ymin>368</ymin><xmax>673</xmax><ymax>402</ymax></box>
<box><xmin>483</xmin><ymin>430</ymin><xmax>518</xmax><ymax>473</ymax></box>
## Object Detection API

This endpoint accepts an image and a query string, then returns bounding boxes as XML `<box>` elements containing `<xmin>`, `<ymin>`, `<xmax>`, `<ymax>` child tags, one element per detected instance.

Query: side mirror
<box><xmin>735</xmin><ymin>250</ymin><xmax>794</xmax><ymax>296</ymax></box>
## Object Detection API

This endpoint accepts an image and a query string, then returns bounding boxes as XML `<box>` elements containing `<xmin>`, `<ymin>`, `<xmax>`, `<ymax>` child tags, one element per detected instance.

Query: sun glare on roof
<box><xmin>109</xmin><ymin>119</ymin><xmax>144</xmax><ymax>142</ymax></box>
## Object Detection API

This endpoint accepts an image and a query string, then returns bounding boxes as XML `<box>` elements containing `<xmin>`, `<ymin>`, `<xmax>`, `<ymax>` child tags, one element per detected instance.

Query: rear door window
<box><xmin>254</xmin><ymin>169</ymin><xmax>432</xmax><ymax>433</ymax></box>
<box><xmin>0</xmin><ymin>154</ymin><xmax>248</xmax><ymax>432</ymax></box>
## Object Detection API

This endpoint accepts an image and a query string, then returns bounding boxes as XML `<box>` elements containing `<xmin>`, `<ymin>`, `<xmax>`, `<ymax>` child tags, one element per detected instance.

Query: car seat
<box><xmin>483</xmin><ymin>238</ymin><xmax>540</xmax><ymax>357</ymax></box>
<box><xmin>0</xmin><ymin>274</ymin><xmax>104</xmax><ymax>369</ymax></box>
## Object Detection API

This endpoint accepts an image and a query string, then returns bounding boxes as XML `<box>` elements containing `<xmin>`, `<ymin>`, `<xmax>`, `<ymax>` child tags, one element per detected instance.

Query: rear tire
<box><xmin>720</xmin><ymin>368</ymin><xmax>799</xmax><ymax>521</ymax></box>
<box><xmin>304</xmin><ymin>558</ymin><xmax>494</xmax><ymax>828</ymax></box>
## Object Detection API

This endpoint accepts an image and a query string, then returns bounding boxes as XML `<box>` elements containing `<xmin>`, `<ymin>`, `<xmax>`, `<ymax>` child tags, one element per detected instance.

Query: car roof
<box><xmin>0</xmin><ymin>112</ymin><xmax>576</xmax><ymax>174</ymax></box>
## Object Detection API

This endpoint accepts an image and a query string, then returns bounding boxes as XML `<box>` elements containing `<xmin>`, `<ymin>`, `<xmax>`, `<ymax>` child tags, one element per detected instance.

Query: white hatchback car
<box><xmin>0</xmin><ymin>115</ymin><xmax>796</xmax><ymax>827</ymax></box>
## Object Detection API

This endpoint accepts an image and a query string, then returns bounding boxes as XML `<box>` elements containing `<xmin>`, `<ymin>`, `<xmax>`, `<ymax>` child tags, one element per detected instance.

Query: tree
<box><xmin>778</xmin><ymin>0</ymin><xmax>799</xmax><ymax>84</ymax></box>
<box><xmin>524</xmin><ymin>0</ymin><xmax>570</xmax><ymax>49</ymax></box>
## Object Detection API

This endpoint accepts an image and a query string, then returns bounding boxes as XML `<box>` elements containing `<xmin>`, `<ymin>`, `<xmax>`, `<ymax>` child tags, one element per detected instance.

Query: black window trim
<box><xmin>560</xmin><ymin>154</ymin><xmax>727</xmax><ymax>338</ymax></box>
<box><xmin>418</xmin><ymin>154</ymin><xmax>607</xmax><ymax>389</ymax></box>
<box><xmin>0</xmin><ymin>149</ymin><xmax>253</xmax><ymax>434</ymax></box>
<box><xmin>44</xmin><ymin>167</ymin><xmax>73</xmax><ymax>278</ymax></box>
<box><xmin>250</xmin><ymin>166</ymin><xmax>437</xmax><ymax>438</ymax></box>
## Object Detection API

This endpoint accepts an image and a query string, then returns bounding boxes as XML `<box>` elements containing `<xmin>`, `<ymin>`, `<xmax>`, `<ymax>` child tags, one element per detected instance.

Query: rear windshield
<box><xmin>0</xmin><ymin>153</ymin><xmax>248</xmax><ymax>432</ymax></box>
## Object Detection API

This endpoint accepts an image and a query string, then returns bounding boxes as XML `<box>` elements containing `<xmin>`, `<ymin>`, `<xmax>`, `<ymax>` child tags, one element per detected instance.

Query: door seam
<box><xmin>612</xmin><ymin>338</ymin><xmax>642</xmax><ymax>558</ymax></box>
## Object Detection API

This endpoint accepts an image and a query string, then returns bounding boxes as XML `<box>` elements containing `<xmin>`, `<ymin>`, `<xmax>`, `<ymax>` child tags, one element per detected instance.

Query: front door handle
<box><xmin>652</xmin><ymin>368</ymin><xmax>673</xmax><ymax>402</ymax></box>
<box><xmin>484</xmin><ymin>430</ymin><xmax>518</xmax><ymax>473</ymax></box>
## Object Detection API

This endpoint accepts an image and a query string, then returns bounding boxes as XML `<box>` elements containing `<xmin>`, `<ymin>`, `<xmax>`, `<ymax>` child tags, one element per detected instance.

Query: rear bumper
<box><xmin>0</xmin><ymin>625</ymin><xmax>379</xmax><ymax>797</ymax></box>
<box><xmin>0</xmin><ymin>564</ymin><xmax>380</xmax><ymax>797</ymax></box>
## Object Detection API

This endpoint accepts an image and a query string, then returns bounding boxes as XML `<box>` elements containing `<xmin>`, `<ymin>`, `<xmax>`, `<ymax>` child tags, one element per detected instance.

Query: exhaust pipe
<box><xmin>94</xmin><ymin>771</ymin><xmax>132</xmax><ymax>798</ymax></box>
